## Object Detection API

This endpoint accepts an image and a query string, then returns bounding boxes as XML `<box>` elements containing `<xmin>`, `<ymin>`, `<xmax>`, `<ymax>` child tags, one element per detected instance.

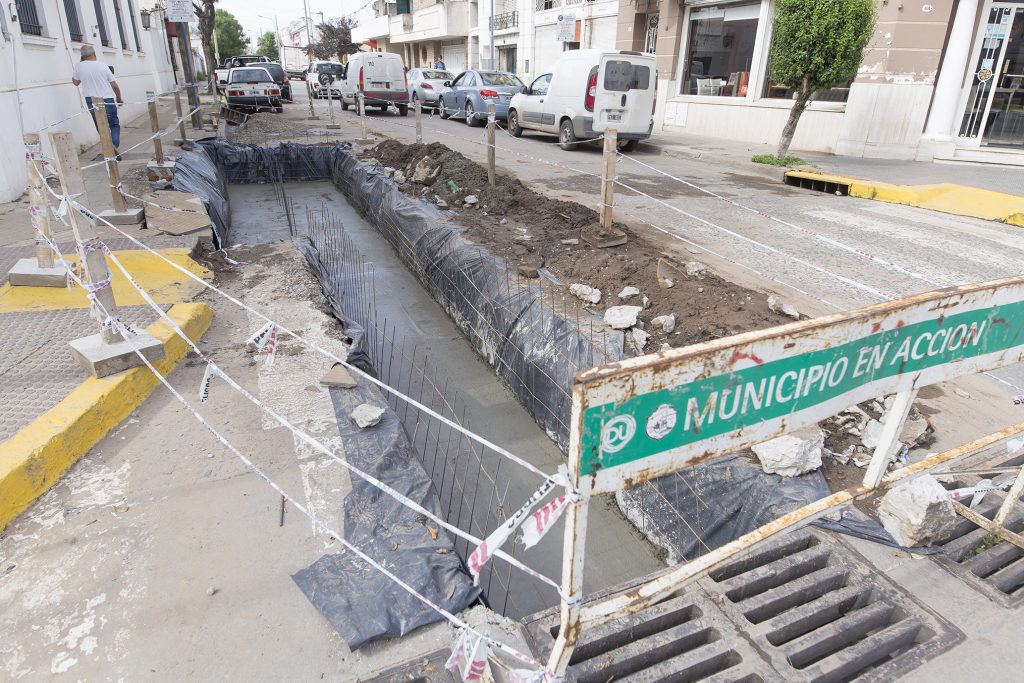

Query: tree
<box><xmin>214</xmin><ymin>8</ymin><xmax>248</xmax><ymax>61</ymax></box>
<box><xmin>769</xmin><ymin>0</ymin><xmax>875</xmax><ymax>160</ymax></box>
<box><xmin>305</xmin><ymin>17</ymin><xmax>360</xmax><ymax>61</ymax></box>
<box><xmin>192</xmin><ymin>1</ymin><xmax>217</xmax><ymax>92</ymax></box>
<box><xmin>256</xmin><ymin>31</ymin><xmax>279</xmax><ymax>61</ymax></box>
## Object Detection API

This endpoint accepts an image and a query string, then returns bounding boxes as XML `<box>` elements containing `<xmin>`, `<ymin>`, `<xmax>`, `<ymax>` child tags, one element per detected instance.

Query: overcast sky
<box><xmin>217</xmin><ymin>0</ymin><xmax>377</xmax><ymax>45</ymax></box>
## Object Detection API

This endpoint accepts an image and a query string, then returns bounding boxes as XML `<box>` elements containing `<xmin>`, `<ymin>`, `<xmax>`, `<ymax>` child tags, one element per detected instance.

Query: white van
<box><xmin>507</xmin><ymin>50</ymin><xmax>657</xmax><ymax>151</ymax></box>
<box><xmin>339</xmin><ymin>52</ymin><xmax>410</xmax><ymax>116</ymax></box>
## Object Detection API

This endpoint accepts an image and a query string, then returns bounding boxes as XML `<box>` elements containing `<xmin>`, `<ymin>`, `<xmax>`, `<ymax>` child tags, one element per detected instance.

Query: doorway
<box><xmin>960</xmin><ymin>3</ymin><xmax>1024</xmax><ymax>148</ymax></box>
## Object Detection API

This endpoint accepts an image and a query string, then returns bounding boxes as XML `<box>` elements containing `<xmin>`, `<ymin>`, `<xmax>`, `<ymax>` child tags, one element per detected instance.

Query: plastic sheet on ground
<box><xmin>169</xmin><ymin>138</ymin><xmax>230</xmax><ymax>247</ymax></box>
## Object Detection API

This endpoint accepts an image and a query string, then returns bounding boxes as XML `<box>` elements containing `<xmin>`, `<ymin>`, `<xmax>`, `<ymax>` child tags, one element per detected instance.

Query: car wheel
<box><xmin>559</xmin><ymin>119</ymin><xmax>579</xmax><ymax>151</ymax></box>
<box><xmin>620</xmin><ymin>139</ymin><xmax>639</xmax><ymax>152</ymax></box>
<box><xmin>465</xmin><ymin>101</ymin><xmax>479</xmax><ymax>127</ymax></box>
<box><xmin>507</xmin><ymin>109</ymin><xmax>523</xmax><ymax>137</ymax></box>
<box><xmin>439</xmin><ymin>97</ymin><xmax>451</xmax><ymax>120</ymax></box>
<box><xmin>341</xmin><ymin>97</ymin><xmax>349</xmax><ymax>111</ymax></box>
<box><xmin>398</xmin><ymin>104</ymin><xmax>408</xmax><ymax>117</ymax></box>
<box><xmin>274</xmin><ymin>106</ymin><xmax>283</xmax><ymax>113</ymax></box>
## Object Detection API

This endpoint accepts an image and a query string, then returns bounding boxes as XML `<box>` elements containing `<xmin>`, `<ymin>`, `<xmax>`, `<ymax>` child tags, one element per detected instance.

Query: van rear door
<box><xmin>592</xmin><ymin>54</ymin><xmax>657</xmax><ymax>135</ymax></box>
<box><xmin>365</xmin><ymin>55</ymin><xmax>405</xmax><ymax>93</ymax></box>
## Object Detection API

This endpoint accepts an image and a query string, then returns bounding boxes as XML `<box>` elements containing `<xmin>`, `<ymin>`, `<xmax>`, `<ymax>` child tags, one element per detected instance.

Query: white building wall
<box><xmin>0</xmin><ymin>0</ymin><xmax>175</xmax><ymax>201</ymax></box>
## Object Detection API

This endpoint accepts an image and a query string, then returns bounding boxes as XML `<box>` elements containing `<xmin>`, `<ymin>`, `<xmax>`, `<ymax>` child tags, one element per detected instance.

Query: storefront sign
<box><xmin>572</xmin><ymin>278</ymin><xmax>1024</xmax><ymax>494</ymax></box>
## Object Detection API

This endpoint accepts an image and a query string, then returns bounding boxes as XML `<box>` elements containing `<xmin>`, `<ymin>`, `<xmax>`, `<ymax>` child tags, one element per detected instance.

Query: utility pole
<box><xmin>489</xmin><ymin>0</ymin><xmax>494</xmax><ymax>69</ymax></box>
<box><xmin>303</xmin><ymin>0</ymin><xmax>313</xmax><ymax>47</ymax></box>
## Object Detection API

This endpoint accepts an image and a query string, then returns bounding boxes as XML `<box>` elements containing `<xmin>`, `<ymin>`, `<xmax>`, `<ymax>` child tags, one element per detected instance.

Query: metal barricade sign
<box><xmin>573</xmin><ymin>277</ymin><xmax>1024</xmax><ymax>493</ymax></box>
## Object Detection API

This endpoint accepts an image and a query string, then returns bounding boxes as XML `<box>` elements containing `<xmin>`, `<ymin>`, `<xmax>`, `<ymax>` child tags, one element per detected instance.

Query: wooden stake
<box><xmin>92</xmin><ymin>97</ymin><xmax>127</xmax><ymax>213</ymax></box>
<box><xmin>24</xmin><ymin>133</ymin><xmax>55</xmax><ymax>268</ymax></box>
<box><xmin>48</xmin><ymin>130</ymin><xmax>122</xmax><ymax>344</ymax></box>
<box><xmin>952</xmin><ymin>500</ymin><xmax>1024</xmax><ymax>552</ymax></box>
<box><xmin>863</xmin><ymin>388</ymin><xmax>917</xmax><ymax>488</ymax></box>
<box><xmin>487</xmin><ymin>103</ymin><xmax>496</xmax><ymax>187</ymax></box>
<box><xmin>600</xmin><ymin>128</ymin><xmax>618</xmax><ymax>230</ymax></box>
<box><xmin>148</xmin><ymin>95</ymin><xmax>164</xmax><ymax>164</ymax></box>
<box><xmin>173</xmin><ymin>88</ymin><xmax>189</xmax><ymax>143</ymax></box>
<box><xmin>359</xmin><ymin>93</ymin><xmax>368</xmax><ymax>140</ymax></box>
<box><xmin>415</xmin><ymin>99</ymin><xmax>423</xmax><ymax>143</ymax></box>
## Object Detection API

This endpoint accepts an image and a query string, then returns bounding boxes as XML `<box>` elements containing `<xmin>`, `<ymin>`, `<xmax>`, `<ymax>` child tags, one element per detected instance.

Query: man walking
<box><xmin>72</xmin><ymin>45</ymin><xmax>124</xmax><ymax>155</ymax></box>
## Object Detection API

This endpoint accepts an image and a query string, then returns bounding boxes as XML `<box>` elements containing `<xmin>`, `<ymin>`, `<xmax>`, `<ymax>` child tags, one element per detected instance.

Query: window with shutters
<box><xmin>112</xmin><ymin>0</ymin><xmax>129</xmax><ymax>49</ymax></box>
<box><xmin>93</xmin><ymin>0</ymin><xmax>111</xmax><ymax>47</ymax></box>
<box><xmin>63</xmin><ymin>0</ymin><xmax>84</xmax><ymax>41</ymax></box>
<box><xmin>126</xmin><ymin>0</ymin><xmax>141</xmax><ymax>50</ymax></box>
<box><xmin>15</xmin><ymin>0</ymin><xmax>44</xmax><ymax>36</ymax></box>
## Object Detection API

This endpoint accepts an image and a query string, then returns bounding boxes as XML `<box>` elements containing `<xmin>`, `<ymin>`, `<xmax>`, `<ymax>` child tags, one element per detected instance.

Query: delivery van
<box><xmin>507</xmin><ymin>49</ymin><xmax>657</xmax><ymax>151</ymax></box>
<box><xmin>339</xmin><ymin>52</ymin><xmax>409</xmax><ymax>116</ymax></box>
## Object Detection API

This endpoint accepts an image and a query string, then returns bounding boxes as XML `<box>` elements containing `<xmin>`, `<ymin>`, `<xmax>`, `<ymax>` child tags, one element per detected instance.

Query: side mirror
<box><xmin>443</xmin><ymin>81</ymin><xmax>451</xmax><ymax>87</ymax></box>
<box><xmin>521</xmin><ymin>86</ymin><xmax>528</xmax><ymax>95</ymax></box>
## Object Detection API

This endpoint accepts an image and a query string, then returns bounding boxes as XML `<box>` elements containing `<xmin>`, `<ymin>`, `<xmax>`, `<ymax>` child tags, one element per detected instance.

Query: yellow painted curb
<box><xmin>785</xmin><ymin>169</ymin><xmax>1024</xmax><ymax>227</ymax></box>
<box><xmin>0</xmin><ymin>248</ymin><xmax>210</xmax><ymax>313</ymax></box>
<box><xmin>0</xmin><ymin>302</ymin><xmax>214</xmax><ymax>532</ymax></box>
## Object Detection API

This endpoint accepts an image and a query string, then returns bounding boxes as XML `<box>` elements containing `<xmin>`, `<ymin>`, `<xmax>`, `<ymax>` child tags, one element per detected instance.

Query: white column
<box><xmin>923</xmin><ymin>0</ymin><xmax>981</xmax><ymax>137</ymax></box>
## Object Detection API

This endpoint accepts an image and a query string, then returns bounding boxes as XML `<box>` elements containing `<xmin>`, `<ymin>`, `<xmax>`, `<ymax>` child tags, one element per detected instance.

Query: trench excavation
<box><xmin>176</xmin><ymin>138</ymin><xmax>966</xmax><ymax>678</ymax></box>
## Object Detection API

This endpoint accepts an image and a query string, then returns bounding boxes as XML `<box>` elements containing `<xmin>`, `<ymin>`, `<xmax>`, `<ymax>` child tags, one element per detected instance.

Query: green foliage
<box><xmin>752</xmin><ymin>153</ymin><xmax>805</xmax><ymax>167</ymax></box>
<box><xmin>770</xmin><ymin>0</ymin><xmax>876</xmax><ymax>93</ymax></box>
<box><xmin>215</xmin><ymin>9</ymin><xmax>248</xmax><ymax>60</ymax></box>
<box><xmin>256</xmin><ymin>31</ymin><xmax>279</xmax><ymax>61</ymax></box>
<box><xmin>305</xmin><ymin>17</ymin><xmax>360</xmax><ymax>61</ymax></box>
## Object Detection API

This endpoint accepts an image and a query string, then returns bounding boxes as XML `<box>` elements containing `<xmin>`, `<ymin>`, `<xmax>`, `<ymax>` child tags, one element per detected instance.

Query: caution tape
<box><xmin>446</xmin><ymin>628</ymin><xmax>489</xmax><ymax>681</ymax></box>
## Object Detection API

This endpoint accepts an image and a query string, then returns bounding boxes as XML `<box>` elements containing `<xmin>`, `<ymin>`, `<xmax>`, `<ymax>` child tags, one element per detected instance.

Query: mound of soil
<box><xmin>364</xmin><ymin>139</ymin><xmax>794</xmax><ymax>350</ymax></box>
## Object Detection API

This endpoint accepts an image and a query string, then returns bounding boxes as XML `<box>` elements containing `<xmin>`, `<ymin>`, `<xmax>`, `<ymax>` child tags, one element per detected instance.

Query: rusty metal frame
<box><xmin>545</xmin><ymin>276</ymin><xmax>1024</xmax><ymax>677</ymax></box>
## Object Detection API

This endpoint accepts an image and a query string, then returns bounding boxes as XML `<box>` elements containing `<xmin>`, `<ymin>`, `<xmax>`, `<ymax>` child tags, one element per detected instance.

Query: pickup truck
<box><xmin>223</xmin><ymin>66</ymin><xmax>282</xmax><ymax>112</ymax></box>
<box><xmin>215</xmin><ymin>55</ymin><xmax>271</xmax><ymax>93</ymax></box>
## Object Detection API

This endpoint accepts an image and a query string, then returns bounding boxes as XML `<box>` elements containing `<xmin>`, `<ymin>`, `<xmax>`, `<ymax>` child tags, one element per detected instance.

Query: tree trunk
<box><xmin>196</xmin><ymin>5</ymin><xmax>217</xmax><ymax>94</ymax></box>
<box><xmin>776</xmin><ymin>76</ymin><xmax>811</xmax><ymax>161</ymax></box>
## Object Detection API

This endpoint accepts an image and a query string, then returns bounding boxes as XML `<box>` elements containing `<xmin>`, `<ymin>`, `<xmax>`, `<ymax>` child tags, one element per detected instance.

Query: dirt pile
<box><xmin>363</xmin><ymin>139</ymin><xmax>795</xmax><ymax>350</ymax></box>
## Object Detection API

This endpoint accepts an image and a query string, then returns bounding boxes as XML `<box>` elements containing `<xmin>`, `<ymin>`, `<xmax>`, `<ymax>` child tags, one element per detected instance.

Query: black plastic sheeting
<box><xmin>168</xmin><ymin>137</ymin><xmax>230</xmax><ymax>248</ymax></box>
<box><xmin>188</xmin><ymin>139</ymin><xmax>843</xmax><ymax>585</ymax></box>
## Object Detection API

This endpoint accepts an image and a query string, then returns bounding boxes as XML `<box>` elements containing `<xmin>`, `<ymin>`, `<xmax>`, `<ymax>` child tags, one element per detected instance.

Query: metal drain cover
<box><xmin>524</xmin><ymin>530</ymin><xmax>962</xmax><ymax>682</ymax></box>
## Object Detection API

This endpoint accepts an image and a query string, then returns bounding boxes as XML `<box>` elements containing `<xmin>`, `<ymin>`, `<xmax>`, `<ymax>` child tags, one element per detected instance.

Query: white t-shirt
<box><xmin>74</xmin><ymin>60</ymin><xmax>117</xmax><ymax>100</ymax></box>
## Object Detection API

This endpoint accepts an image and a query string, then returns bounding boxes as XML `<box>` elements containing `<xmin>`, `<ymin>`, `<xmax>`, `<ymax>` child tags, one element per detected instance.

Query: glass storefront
<box><xmin>681</xmin><ymin>2</ymin><xmax>760</xmax><ymax>97</ymax></box>
<box><xmin>960</xmin><ymin>3</ymin><xmax>1024</xmax><ymax>149</ymax></box>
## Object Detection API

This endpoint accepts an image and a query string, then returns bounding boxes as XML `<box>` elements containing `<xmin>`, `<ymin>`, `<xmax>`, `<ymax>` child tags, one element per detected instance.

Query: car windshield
<box><xmin>263</xmin><ymin>64</ymin><xmax>285</xmax><ymax>80</ymax></box>
<box><xmin>319</xmin><ymin>63</ymin><xmax>344</xmax><ymax>75</ymax></box>
<box><xmin>421</xmin><ymin>70</ymin><xmax>452</xmax><ymax>80</ymax></box>
<box><xmin>479</xmin><ymin>72</ymin><xmax>523</xmax><ymax>87</ymax></box>
<box><xmin>230</xmin><ymin>68</ymin><xmax>272</xmax><ymax>83</ymax></box>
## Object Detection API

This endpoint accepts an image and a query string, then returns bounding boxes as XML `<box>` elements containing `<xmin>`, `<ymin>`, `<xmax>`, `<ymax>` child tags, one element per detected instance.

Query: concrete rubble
<box><xmin>618</xmin><ymin>286</ymin><xmax>640</xmax><ymax>300</ymax></box>
<box><xmin>878</xmin><ymin>474</ymin><xmax>959</xmax><ymax>547</ymax></box>
<box><xmin>685</xmin><ymin>261</ymin><xmax>707</xmax><ymax>279</ymax></box>
<box><xmin>630</xmin><ymin>328</ymin><xmax>650</xmax><ymax>352</ymax></box>
<box><xmin>752</xmin><ymin>426</ymin><xmax>824</xmax><ymax>477</ymax></box>
<box><xmin>651</xmin><ymin>313</ymin><xmax>676</xmax><ymax>334</ymax></box>
<box><xmin>604</xmin><ymin>305</ymin><xmax>642</xmax><ymax>330</ymax></box>
<box><xmin>767</xmin><ymin>295</ymin><xmax>800</xmax><ymax>320</ymax></box>
<box><xmin>350</xmin><ymin>404</ymin><xmax>385</xmax><ymax>428</ymax></box>
<box><xmin>570</xmin><ymin>283</ymin><xmax>601</xmax><ymax>304</ymax></box>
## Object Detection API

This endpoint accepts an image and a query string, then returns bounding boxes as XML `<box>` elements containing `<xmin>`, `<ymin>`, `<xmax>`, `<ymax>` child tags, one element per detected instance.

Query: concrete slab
<box><xmin>6</xmin><ymin>258</ymin><xmax>66</xmax><ymax>287</ymax></box>
<box><xmin>98</xmin><ymin>208</ymin><xmax>145</xmax><ymax>225</ymax></box>
<box><xmin>68</xmin><ymin>330</ymin><xmax>165</xmax><ymax>378</ymax></box>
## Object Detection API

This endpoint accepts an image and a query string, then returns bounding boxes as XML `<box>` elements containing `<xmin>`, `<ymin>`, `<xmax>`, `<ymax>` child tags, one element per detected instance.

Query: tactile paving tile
<box><xmin>0</xmin><ymin>305</ymin><xmax>166</xmax><ymax>441</ymax></box>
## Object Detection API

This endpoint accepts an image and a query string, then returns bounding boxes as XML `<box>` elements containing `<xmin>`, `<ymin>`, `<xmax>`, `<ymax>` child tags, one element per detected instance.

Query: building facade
<box><xmin>614</xmin><ymin>0</ymin><xmax>1024</xmax><ymax>163</ymax></box>
<box><xmin>1</xmin><ymin>0</ymin><xmax>176</xmax><ymax>201</ymax></box>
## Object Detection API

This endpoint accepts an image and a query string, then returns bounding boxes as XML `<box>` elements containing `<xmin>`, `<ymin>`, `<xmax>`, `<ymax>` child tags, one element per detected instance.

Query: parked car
<box><xmin>339</xmin><ymin>52</ymin><xmax>409</xmax><ymax>115</ymax></box>
<box><xmin>406</xmin><ymin>68</ymin><xmax>453</xmax><ymax>108</ymax></box>
<box><xmin>437</xmin><ymin>70</ymin><xmax>524</xmax><ymax>126</ymax></box>
<box><xmin>215</xmin><ymin>55</ymin><xmax>271</xmax><ymax>93</ymax></box>
<box><xmin>306</xmin><ymin>61</ymin><xmax>344</xmax><ymax>99</ymax></box>
<box><xmin>224</xmin><ymin>66</ymin><xmax>282</xmax><ymax>112</ymax></box>
<box><xmin>507</xmin><ymin>49</ymin><xmax>657</xmax><ymax>151</ymax></box>
<box><xmin>262</xmin><ymin>62</ymin><xmax>292</xmax><ymax>102</ymax></box>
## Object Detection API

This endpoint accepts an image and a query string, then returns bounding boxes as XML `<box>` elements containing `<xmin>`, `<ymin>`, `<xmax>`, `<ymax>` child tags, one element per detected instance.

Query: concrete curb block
<box><xmin>0</xmin><ymin>302</ymin><xmax>214</xmax><ymax>532</ymax></box>
<box><xmin>785</xmin><ymin>169</ymin><xmax>1024</xmax><ymax>227</ymax></box>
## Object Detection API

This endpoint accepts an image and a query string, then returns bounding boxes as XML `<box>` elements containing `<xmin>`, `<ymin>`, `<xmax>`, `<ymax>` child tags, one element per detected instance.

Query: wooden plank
<box><xmin>143</xmin><ymin>191</ymin><xmax>212</xmax><ymax>236</ymax></box>
<box><xmin>92</xmin><ymin>97</ymin><xmax>127</xmax><ymax>212</ymax></box>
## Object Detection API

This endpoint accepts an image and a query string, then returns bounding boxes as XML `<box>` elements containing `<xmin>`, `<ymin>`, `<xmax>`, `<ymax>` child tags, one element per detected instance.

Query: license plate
<box><xmin>607</xmin><ymin>112</ymin><xmax>622</xmax><ymax>122</ymax></box>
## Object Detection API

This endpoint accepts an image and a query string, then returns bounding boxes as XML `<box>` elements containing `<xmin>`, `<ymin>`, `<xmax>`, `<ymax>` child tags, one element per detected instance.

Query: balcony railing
<box><xmin>535</xmin><ymin>0</ymin><xmax>560</xmax><ymax>11</ymax></box>
<box><xmin>16</xmin><ymin>0</ymin><xmax>43</xmax><ymax>35</ymax></box>
<box><xmin>489</xmin><ymin>11</ymin><xmax>518</xmax><ymax>31</ymax></box>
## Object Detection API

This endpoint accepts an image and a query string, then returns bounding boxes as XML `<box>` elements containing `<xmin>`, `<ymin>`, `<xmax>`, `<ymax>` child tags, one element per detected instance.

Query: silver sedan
<box><xmin>407</xmin><ymin>68</ymin><xmax>454</xmax><ymax>109</ymax></box>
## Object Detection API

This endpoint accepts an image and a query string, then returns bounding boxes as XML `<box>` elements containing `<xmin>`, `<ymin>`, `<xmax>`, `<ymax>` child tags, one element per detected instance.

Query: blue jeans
<box><xmin>88</xmin><ymin>98</ymin><xmax>120</xmax><ymax>148</ymax></box>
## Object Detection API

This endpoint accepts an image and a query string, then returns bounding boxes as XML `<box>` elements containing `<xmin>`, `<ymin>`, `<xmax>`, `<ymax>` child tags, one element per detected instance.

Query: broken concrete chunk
<box><xmin>383</xmin><ymin>166</ymin><xmax>395</xmax><ymax>178</ymax></box>
<box><xmin>878</xmin><ymin>474</ymin><xmax>958</xmax><ymax>547</ymax></box>
<box><xmin>630</xmin><ymin>328</ymin><xmax>650</xmax><ymax>352</ymax></box>
<box><xmin>518</xmin><ymin>264</ymin><xmax>540</xmax><ymax>278</ymax></box>
<box><xmin>751</xmin><ymin>427</ymin><xmax>824</xmax><ymax>477</ymax></box>
<box><xmin>861</xmin><ymin>418</ymin><xmax>884</xmax><ymax>450</ymax></box>
<box><xmin>569</xmin><ymin>283</ymin><xmax>601</xmax><ymax>304</ymax></box>
<box><xmin>767</xmin><ymin>295</ymin><xmax>800</xmax><ymax>320</ymax></box>
<box><xmin>499</xmin><ymin>217</ymin><xmax>508</xmax><ymax>225</ymax></box>
<box><xmin>320</xmin><ymin>363</ymin><xmax>357</xmax><ymax>389</ymax></box>
<box><xmin>651</xmin><ymin>314</ymin><xmax>676</xmax><ymax>334</ymax></box>
<box><xmin>350</xmin><ymin>404</ymin><xmax>385</xmax><ymax>429</ymax></box>
<box><xmin>411</xmin><ymin>157</ymin><xmax>438</xmax><ymax>184</ymax></box>
<box><xmin>658</xmin><ymin>277</ymin><xmax>674</xmax><ymax>289</ymax></box>
<box><xmin>560</xmin><ymin>238</ymin><xmax>579</xmax><ymax>246</ymax></box>
<box><xmin>642</xmin><ymin>295</ymin><xmax>650</xmax><ymax>309</ymax></box>
<box><xmin>618</xmin><ymin>286</ymin><xmax>640</xmax><ymax>301</ymax></box>
<box><xmin>604</xmin><ymin>305</ymin><xmax>642</xmax><ymax>330</ymax></box>
<box><xmin>684</xmin><ymin>261</ymin><xmax>707</xmax><ymax>279</ymax></box>
<box><xmin>900</xmin><ymin>413</ymin><xmax>933</xmax><ymax>447</ymax></box>
<box><xmin>434</xmin><ymin>195</ymin><xmax>449</xmax><ymax>209</ymax></box>
<box><xmin>464</xmin><ymin>194</ymin><xmax>479</xmax><ymax>206</ymax></box>
<box><xmin>393</xmin><ymin>170</ymin><xmax>407</xmax><ymax>184</ymax></box>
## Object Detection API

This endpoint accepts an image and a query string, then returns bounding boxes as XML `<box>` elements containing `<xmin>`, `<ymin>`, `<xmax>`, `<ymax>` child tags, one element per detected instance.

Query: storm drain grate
<box><xmin>523</xmin><ymin>529</ymin><xmax>962</xmax><ymax>682</ymax></box>
<box><xmin>784</xmin><ymin>173</ymin><xmax>850</xmax><ymax>196</ymax></box>
<box><xmin>704</xmin><ymin>531</ymin><xmax>962</xmax><ymax>682</ymax></box>
<box><xmin>932</xmin><ymin>491</ymin><xmax>1024</xmax><ymax>608</ymax></box>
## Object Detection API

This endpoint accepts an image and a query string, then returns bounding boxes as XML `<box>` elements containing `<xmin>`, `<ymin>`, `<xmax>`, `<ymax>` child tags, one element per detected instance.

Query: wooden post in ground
<box><xmin>600</xmin><ymin>128</ymin><xmax>618</xmax><ymax>230</ymax></box>
<box><xmin>173</xmin><ymin>88</ymin><xmax>190</xmax><ymax>145</ymax></box>
<box><xmin>6</xmin><ymin>133</ymin><xmax>67</xmax><ymax>286</ymax></box>
<box><xmin>92</xmin><ymin>97</ymin><xmax>126</xmax><ymax>213</ymax></box>
<box><xmin>415</xmin><ymin>100</ymin><xmax>423</xmax><ymax>143</ymax></box>
<box><xmin>148</xmin><ymin>95</ymin><xmax>165</xmax><ymax>164</ymax></box>
<box><xmin>486</xmin><ymin>103</ymin><xmax>496</xmax><ymax>186</ymax></box>
<box><xmin>48</xmin><ymin>131</ymin><xmax>163</xmax><ymax>376</ymax></box>
<box><xmin>359</xmin><ymin>93</ymin><xmax>368</xmax><ymax>140</ymax></box>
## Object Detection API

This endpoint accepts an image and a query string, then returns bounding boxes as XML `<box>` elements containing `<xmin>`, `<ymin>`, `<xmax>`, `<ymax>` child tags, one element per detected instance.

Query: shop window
<box><xmin>681</xmin><ymin>2</ymin><xmax>759</xmax><ymax>97</ymax></box>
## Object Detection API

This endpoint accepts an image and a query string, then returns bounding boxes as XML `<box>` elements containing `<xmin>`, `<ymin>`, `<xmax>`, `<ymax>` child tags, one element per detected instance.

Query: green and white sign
<box><xmin>573</xmin><ymin>281</ymin><xmax>1024</xmax><ymax>494</ymax></box>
